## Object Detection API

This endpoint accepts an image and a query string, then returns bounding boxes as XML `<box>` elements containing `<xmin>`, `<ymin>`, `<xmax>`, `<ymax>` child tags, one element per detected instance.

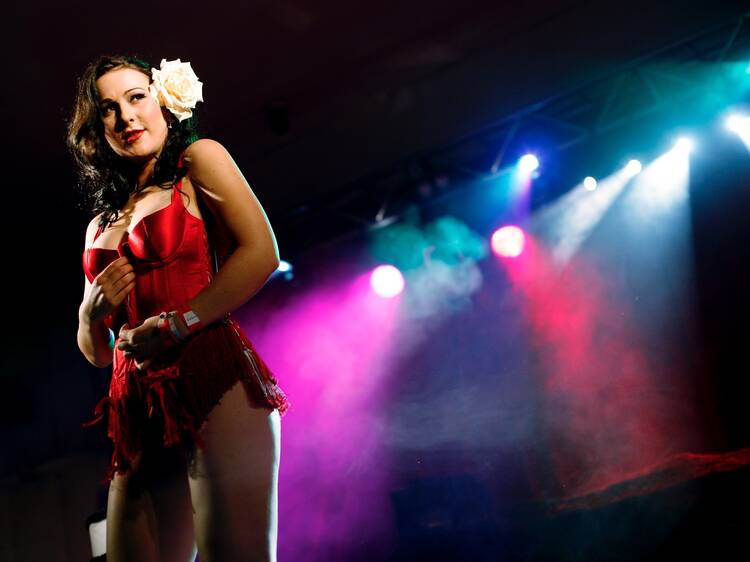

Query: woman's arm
<box><xmin>77</xmin><ymin>215</ymin><xmax>115</xmax><ymax>368</ymax></box>
<box><xmin>182</xmin><ymin>138</ymin><xmax>280</xmax><ymax>327</ymax></box>
<box><xmin>78</xmin><ymin>301</ymin><xmax>113</xmax><ymax>368</ymax></box>
<box><xmin>118</xmin><ymin>139</ymin><xmax>280</xmax><ymax>369</ymax></box>
<box><xmin>78</xmin><ymin>213</ymin><xmax>136</xmax><ymax>367</ymax></box>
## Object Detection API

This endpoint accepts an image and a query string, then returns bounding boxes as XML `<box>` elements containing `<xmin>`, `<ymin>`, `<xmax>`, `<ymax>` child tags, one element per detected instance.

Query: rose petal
<box><xmin>149</xmin><ymin>58</ymin><xmax>203</xmax><ymax>120</ymax></box>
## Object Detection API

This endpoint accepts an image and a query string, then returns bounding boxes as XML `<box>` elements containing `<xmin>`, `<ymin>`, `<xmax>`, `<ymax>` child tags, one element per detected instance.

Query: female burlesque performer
<box><xmin>69</xmin><ymin>55</ymin><xmax>290</xmax><ymax>562</ymax></box>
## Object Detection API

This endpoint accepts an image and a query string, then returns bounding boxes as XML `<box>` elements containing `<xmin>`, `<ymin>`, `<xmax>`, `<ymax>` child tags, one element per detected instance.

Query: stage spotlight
<box><xmin>370</xmin><ymin>265</ymin><xmax>405</xmax><ymax>298</ymax></box>
<box><xmin>625</xmin><ymin>159</ymin><xmax>642</xmax><ymax>176</ymax></box>
<box><xmin>674</xmin><ymin>137</ymin><xmax>695</xmax><ymax>153</ymax></box>
<box><xmin>518</xmin><ymin>154</ymin><xmax>539</xmax><ymax>174</ymax></box>
<box><xmin>269</xmin><ymin>259</ymin><xmax>294</xmax><ymax>281</ymax></box>
<box><xmin>725</xmin><ymin>114</ymin><xmax>750</xmax><ymax>133</ymax></box>
<box><xmin>726</xmin><ymin>113</ymin><xmax>750</xmax><ymax>151</ymax></box>
<box><xmin>583</xmin><ymin>176</ymin><xmax>598</xmax><ymax>191</ymax></box>
<box><xmin>491</xmin><ymin>225</ymin><xmax>525</xmax><ymax>258</ymax></box>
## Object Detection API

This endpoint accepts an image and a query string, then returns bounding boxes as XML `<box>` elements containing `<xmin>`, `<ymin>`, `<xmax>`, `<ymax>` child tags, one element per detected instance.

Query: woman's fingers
<box><xmin>82</xmin><ymin>256</ymin><xmax>137</xmax><ymax>327</ymax></box>
<box><xmin>111</xmin><ymin>272</ymin><xmax>136</xmax><ymax>300</ymax></box>
<box><xmin>95</xmin><ymin>258</ymin><xmax>136</xmax><ymax>308</ymax></box>
<box><xmin>118</xmin><ymin>317</ymin><xmax>161</xmax><ymax>366</ymax></box>
<box><xmin>107</xmin><ymin>259</ymin><xmax>135</xmax><ymax>290</ymax></box>
<box><xmin>103</xmin><ymin>256</ymin><xmax>133</xmax><ymax>279</ymax></box>
<box><xmin>135</xmin><ymin>358</ymin><xmax>152</xmax><ymax>371</ymax></box>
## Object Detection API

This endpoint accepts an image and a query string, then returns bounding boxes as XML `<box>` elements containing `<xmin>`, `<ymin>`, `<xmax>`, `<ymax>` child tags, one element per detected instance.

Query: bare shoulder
<box><xmin>181</xmin><ymin>138</ymin><xmax>275</xmax><ymax>253</ymax></box>
<box><xmin>184</xmin><ymin>138</ymin><xmax>234</xmax><ymax>171</ymax></box>
<box><xmin>183</xmin><ymin>139</ymin><xmax>244</xmax><ymax>192</ymax></box>
<box><xmin>184</xmin><ymin>137</ymin><xmax>228</xmax><ymax>160</ymax></box>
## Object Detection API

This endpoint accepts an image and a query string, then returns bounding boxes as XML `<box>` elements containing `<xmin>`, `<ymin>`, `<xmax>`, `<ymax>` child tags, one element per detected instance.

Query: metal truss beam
<box><xmin>278</xmin><ymin>11</ymin><xmax>750</xmax><ymax>258</ymax></box>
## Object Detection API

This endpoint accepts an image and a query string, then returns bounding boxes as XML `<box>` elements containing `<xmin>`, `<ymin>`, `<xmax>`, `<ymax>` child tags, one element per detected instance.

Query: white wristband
<box><xmin>166</xmin><ymin>312</ymin><xmax>186</xmax><ymax>342</ymax></box>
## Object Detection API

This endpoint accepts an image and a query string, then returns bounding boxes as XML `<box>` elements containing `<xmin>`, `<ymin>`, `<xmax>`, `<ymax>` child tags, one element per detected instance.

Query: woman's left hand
<box><xmin>117</xmin><ymin>316</ymin><xmax>166</xmax><ymax>370</ymax></box>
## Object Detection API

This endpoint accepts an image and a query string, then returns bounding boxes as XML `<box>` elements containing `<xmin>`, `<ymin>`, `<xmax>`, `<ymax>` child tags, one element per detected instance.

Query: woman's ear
<box><xmin>160</xmin><ymin>106</ymin><xmax>174</xmax><ymax>127</ymax></box>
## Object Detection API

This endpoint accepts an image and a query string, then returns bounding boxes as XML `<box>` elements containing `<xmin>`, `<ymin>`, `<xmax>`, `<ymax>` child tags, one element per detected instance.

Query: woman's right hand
<box><xmin>80</xmin><ymin>256</ymin><xmax>135</xmax><ymax>325</ymax></box>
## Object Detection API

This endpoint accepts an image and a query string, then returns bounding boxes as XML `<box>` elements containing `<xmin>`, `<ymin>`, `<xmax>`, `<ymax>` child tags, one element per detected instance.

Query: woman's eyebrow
<box><xmin>99</xmin><ymin>86</ymin><xmax>145</xmax><ymax>104</ymax></box>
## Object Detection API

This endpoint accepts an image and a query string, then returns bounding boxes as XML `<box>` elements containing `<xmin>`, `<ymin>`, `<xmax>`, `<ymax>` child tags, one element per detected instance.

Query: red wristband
<box><xmin>157</xmin><ymin>311</ymin><xmax>182</xmax><ymax>348</ymax></box>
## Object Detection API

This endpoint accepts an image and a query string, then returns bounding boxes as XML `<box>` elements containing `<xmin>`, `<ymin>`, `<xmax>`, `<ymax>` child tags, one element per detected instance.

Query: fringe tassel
<box><xmin>225</xmin><ymin>317</ymin><xmax>291</xmax><ymax>416</ymax></box>
<box><xmin>81</xmin><ymin>318</ymin><xmax>290</xmax><ymax>482</ymax></box>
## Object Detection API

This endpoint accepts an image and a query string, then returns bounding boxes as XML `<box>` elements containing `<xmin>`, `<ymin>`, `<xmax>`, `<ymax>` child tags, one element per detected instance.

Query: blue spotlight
<box><xmin>269</xmin><ymin>259</ymin><xmax>294</xmax><ymax>281</ymax></box>
<box><xmin>583</xmin><ymin>176</ymin><xmax>598</xmax><ymax>191</ymax></box>
<box><xmin>518</xmin><ymin>154</ymin><xmax>539</xmax><ymax>174</ymax></box>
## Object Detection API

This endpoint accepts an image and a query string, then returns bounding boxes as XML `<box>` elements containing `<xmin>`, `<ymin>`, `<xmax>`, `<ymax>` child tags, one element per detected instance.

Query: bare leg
<box><xmin>189</xmin><ymin>381</ymin><xmax>281</xmax><ymax>562</ymax></box>
<box><xmin>147</xmin><ymin>445</ymin><xmax>199</xmax><ymax>562</ymax></box>
<box><xmin>107</xmin><ymin>444</ymin><xmax>198</xmax><ymax>562</ymax></box>
<box><xmin>106</xmin><ymin>452</ymin><xmax>160</xmax><ymax>562</ymax></box>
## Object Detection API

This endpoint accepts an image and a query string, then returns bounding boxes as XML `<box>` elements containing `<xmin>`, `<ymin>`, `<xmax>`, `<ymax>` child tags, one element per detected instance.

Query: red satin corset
<box><xmin>80</xmin><ymin>165</ymin><xmax>290</xmax><ymax>484</ymax></box>
<box><xmin>82</xmin><ymin>179</ymin><xmax>213</xmax><ymax>327</ymax></box>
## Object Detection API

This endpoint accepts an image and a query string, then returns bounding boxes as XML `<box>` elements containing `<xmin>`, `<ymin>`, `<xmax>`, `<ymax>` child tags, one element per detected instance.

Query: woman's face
<box><xmin>95</xmin><ymin>67</ymin><xmax>170</xmax><ymax>164</ymax></box>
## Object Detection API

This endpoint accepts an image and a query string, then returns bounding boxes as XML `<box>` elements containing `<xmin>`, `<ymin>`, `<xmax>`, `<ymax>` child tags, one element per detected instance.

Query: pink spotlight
<box><xmin>491</xmin><ymin>225</ymin><xmax>526</xmax><ymax>258</ymax></box>
<box><xmin>370</xmin><ymin>265</ymin><xmax>405</xmax><ymax>298</ymax></box>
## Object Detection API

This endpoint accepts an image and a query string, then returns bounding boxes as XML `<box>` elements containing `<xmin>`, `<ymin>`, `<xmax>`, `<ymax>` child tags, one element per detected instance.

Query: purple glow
<box><xmin>370</xmin><ymin>265</ymin><xmax>405</xmax><ymax>298</ymax></box>
<box><xmin>237</xmin><ymin>272</ymin><xmax>401</xmax><ymax>559</ymax></box>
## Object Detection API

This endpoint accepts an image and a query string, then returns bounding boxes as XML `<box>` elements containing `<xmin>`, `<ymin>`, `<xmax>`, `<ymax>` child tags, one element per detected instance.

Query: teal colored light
<box><xmin>370</xmin><ymin>213</ymin><xmax>430</xmax><ymax>272</ymax></box>
<box><xmin>423</xmin><ymin>216</ymin><xmax>488</xmax><ymax>266</ymax></box>
<box><xmin>370</xmin><ymin>211</ymin><xmax>488</xmax><ymax>270</ymax></box>
<box><xmin>690</xmin><ymin>61</ymin><xmax>750</xmax><ymax>116</ymax></box>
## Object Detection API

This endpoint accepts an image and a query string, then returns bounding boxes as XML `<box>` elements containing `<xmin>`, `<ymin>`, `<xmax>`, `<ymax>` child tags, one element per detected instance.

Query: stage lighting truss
<box><xmin>277</xmin><ymin>11</ymin><xmax>750</xmax><ymax>258</ymax></box>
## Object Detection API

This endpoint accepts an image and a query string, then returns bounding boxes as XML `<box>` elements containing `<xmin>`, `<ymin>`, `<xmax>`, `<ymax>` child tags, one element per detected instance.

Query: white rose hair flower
<box><xmin>149</xmin><ymin>58</ymin><xmax>204</xmax><ymax>122</ymax></box>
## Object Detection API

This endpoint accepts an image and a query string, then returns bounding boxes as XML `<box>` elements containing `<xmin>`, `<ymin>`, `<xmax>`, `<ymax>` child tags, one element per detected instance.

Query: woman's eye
<box><xmin>100</xmin><ymin>94</ymin><xmax>143</xmax><ymax>115</ymax></box>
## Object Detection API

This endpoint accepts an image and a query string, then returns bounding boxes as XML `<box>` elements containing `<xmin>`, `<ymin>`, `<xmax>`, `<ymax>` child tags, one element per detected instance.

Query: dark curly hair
<box><xmin>67</xmin><ymin>54</ymin><xmax>200</xmax><ymax>229</ymax></box>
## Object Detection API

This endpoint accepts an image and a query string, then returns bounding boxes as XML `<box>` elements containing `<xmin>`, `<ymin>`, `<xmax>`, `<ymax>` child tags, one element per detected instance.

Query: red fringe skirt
<box><xmin>82</xmin><ymin>316</ymin><xmax>290</xmax><ymax>482</ymax></box>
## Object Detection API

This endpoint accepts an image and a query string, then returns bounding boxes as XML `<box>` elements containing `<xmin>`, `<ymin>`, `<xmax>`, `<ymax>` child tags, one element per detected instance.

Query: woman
<box><xmin>68</xmin><ymin>55</ymin><xmax>290</xmax><ymax>562</ymax></box>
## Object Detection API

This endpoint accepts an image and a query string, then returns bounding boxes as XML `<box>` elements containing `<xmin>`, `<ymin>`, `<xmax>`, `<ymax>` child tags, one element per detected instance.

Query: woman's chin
<box><xmin>120</xmin><ymin>145</ymin><xmax>157</xmax><ymax>163</ymax></box>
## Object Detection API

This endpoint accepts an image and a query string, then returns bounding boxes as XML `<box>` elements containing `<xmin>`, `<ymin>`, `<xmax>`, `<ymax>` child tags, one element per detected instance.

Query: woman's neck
<box><xmin>133</xmin><ymin>156</ymin><xmax>158</xmax><ymax>190</ymax></box>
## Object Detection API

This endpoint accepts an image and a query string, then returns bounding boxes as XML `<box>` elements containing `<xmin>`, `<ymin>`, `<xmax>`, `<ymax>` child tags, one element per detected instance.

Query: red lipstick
<box><xmin>123</xmin><ymin>130</ymin><xmax>144</xmax><ymax>143</ymax></box>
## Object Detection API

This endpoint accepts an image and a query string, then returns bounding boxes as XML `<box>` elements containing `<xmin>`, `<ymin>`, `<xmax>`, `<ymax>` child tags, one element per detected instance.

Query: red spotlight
<box><xmin>491</xmin><ymin>225</ymin><xmax>525</xmax><ymax>258</ymax></box>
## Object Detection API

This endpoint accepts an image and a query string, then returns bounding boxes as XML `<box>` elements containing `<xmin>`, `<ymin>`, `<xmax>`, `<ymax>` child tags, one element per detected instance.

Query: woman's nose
<box><xmin>118</xmin><ymin>105</ymin><xmax>136</xmax><ymax>125</ymax></box>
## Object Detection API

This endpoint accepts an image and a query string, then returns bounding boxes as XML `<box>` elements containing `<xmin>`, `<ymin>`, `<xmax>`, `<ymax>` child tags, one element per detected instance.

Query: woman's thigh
<box><xmin>107</xmin><ymin>445</ymin><xmax>197</xmax><ymax>562</ymax></box>
<box><xmin>188</xmin><ymin>380</ymin><xmax>281</xmax><ymax>562</ymax></box>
